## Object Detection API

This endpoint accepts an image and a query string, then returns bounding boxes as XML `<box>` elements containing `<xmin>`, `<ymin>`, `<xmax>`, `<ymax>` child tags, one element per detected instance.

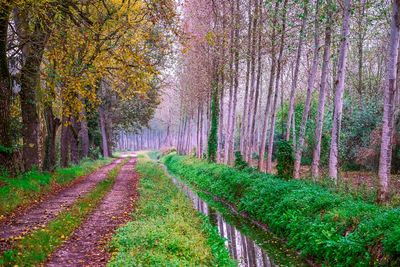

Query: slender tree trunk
<box><xmin>266</xmin><ymin>0</ymin><xmax>288</xmax><ymax>173</ymax></box>
<box><xmin>226</xmin><ymin>0</ymin><xmax>241</xmax><ymax>165</ymax></box>
<box><xmin>240</xmin><ymin>0</ymin><xmax>253</xmax><ymax>154</ymax></box>
<box><xmin>0</xmin><ymin>5</ymin><xmax>12</xmax><ymax>170</ymax></box>
<box><xmin>70</xmin><ymin>117</ymin><xmax>80</xmax><ymax>164</ymax></box>
<box><xmin>294</xmin><ymin>1</ymin><xmax>320</xmax><ymax>179</ymax></box>
<box><xmin>258</xmin><ymin>1</ymin><xmax>278</xmax><ymax>171</ymax></box>
<box><xmin>43</xmin><ymin>107</ymin><xmax>60</xmax><ymax>171</ymax></box>
<box><xmin>80</xmin><ymin>105</ymin><xmax>90</xmax><ymax>158</ymax></box>
<box><xmin>224</xmin><ymin>0</ymin><xmax>236</xmax><ymax>164</ymax></box>
<box><xmin>285</xmin><ymin>3</ymin><xmax>308</xmax><ymax>141</ymax></box>
<box><xmin>328</xmin><ymin>0</ymin><xmax>352</xmax><ymax>181</ymax></box>
<box><xmin>244</xmin><ymin>0</ymin><xmax>259</xmax><ymax>162</ymax></box>
<box><xmin>311</xmin><ymin>6</ymin><xmax>333</xmax><ymax>179</ymax></box>
<box><xmin>208</xmin><ymin>62</ymin><xmax>220</xmax><ymax>162</ymax></box>
<box><xmin>99</xmin><ymin>105</ymin><xmax>109</xmax><ymax>158</ymax></box>
<box><xmin>377</xmin><ymin>0</ymin><xmax>400</xmax><ymax>202</ymax></box>
<box><xmin>60</xmin><ymin>116</ymin><xmax>70</xmax><ymax>167</ymax></box>
<box><xmin>217</xmin><ymin>2</ymin><xmax>227</xmax><ymax>162</ymax></box>
<box><xmin>249</xmin><ymin>0</ymin><xmax>263</xmax><ymax>161</ymax></box>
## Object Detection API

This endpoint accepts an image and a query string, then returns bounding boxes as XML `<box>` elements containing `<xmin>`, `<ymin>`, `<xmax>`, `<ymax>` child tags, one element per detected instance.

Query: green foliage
<box><xmin>276</xmin><ymin>140</ymin><xmax>294</xmax><ymax>180</ymax></box>
<box><xmin>108</xmin><ymin>157</ymin><xmax>234</xmax><ymax>266</ymax></box>
<box><xmin>0</xmin><ymin>158</ymin><xmax>112</xmax><ymax>217</ymax></box>
<box><xmin>0</xmin><ymin>160</ymin><xmax>124</xmax><ymax>266</ymax></box>
<box><xmin>234</xmin><ymin>151</ymin><xmax>248</xmax><ymax>170</ymax></box>
<box><xmin>163</xmin><ymin>154</ymin><xmax>400</xmax><ymax>266</ymax></box>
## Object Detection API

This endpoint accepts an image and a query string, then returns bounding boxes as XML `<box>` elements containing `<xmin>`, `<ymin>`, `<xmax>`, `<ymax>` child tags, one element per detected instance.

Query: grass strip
<box><xmin>108</xmin><ymin>155</ymin><xmax>235</xmax><ymax>266</ymax></box>
<box><xmin>0</xmin><ymin>159</ymin><xmax>126</xmax><ymax>266</ymax></box>
<box><xmin>164</xmin><ymin>154</ymin><xmax>400</xmax><ymax>266</ymax></box>
<box><xmin>0</xmin><ymin>158</ymin><xmax>113</xmax><ymax>218</ymax></box>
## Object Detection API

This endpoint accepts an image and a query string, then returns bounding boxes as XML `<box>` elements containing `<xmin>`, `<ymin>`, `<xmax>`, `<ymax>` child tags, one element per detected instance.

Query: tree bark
<box><xmin>0</xmin><ymin>5</ymin><xmax>12</xmax><ymax>170</ymax></box>
<box><xmin>293</xmin><ymin>1</ymin><xmax>320</xmax><ymax>179</ymax></box>
<box><xmin>99</xmin><ymin>105</ymin><xmax>110</xmax><ymax>158</ymax></box>
<box><xmin>311</xmin><ymin>5</ymin><xmax>333</xmax><ymax>179</ymax></box>
<box><xmin>19</xmin><ymin>18</ymin><xmax>51</xmax><ymax>170</ymax></box>
<box><xmin>266</xmin><ymin>0</ymin><xmax>288</xmax><ymax>173</ymax></box>
<box><xmin>285</xmin><ymin>3</ymin><xmax>308</xmax><ymax>141</ymax></box>
<box><xmin>226</xmin><ymin>0</ymin><xmax>241</xmax><ymax>165</ymax></box>
<box><xmin>244</xmin><ymin>0</ymin><xmax>259</xmax><ymax>162</ymax></box>
<box><xmin>240</xmin><ymin>0</ymin><xmax>253</xmax><ymax>154</ymax></box>
<box><xmin>258</xmin><ymin>1</ymin><xmax>278</xmax><ymax>171</ymax></box>
<box><xmin>60</xmin><ymin>115</ymin><xmax>71</xmax><ymax>167</ymax></box>
<box><xmin>328</xmin><ymin>0</ymin><xmax>352</xmax><ymax>181</ymax></box>
<box><xmin>377</xmin><ymin>0</ymin><xmax>400</xmax><ymax>202</ymax></box>
<box><xmin>43</xmin><ymin>106</ymin><xmax>60</xmax><ymax>171</ymax></box>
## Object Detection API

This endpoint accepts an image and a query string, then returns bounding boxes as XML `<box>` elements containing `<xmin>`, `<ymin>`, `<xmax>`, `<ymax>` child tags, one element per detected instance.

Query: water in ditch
<box><xmin>170</xmin><ymin>176</ymin><xmax>307</xmax><ymax>267</ymax></box>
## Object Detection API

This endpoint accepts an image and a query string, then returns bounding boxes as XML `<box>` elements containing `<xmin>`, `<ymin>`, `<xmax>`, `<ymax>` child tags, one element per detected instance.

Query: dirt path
<box><xmin>0</xmin><ymin>158</ymin><xmax>122</xmax><ymax>253</ymax></box>
<box><xmin>46</xmin><ymin>157</ymin><xmax>139</xmax><ymax>266</ymax></box>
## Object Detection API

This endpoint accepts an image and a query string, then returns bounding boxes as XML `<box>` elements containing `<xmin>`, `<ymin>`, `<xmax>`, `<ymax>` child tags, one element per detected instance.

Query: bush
<box><xmin>234</xmin><ymin>151</ymin><xmax>248</xmax><ymax>170</ymax></box>
<box><xmin>163</xmin><ymin>154</ymin><xmax>400</xmax><ymax>266</ymax></box>
<box><xmin>276</xmin><ymin>140</ymin><xmax>294</xmax><ymax>180</ymax></box>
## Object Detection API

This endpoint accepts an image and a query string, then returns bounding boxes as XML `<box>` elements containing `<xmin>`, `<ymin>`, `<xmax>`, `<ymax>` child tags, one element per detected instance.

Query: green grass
<box><xmin>108</xmin><ymin>156</ymin><xmax>235</xmax><ymax>266</ymax></box>
<box><xmin>0</xmin><ymin>158</ymin><xmax>113</xmax><ymax>218</ymax></box>
<box><xmin>0</xmin><ymin>159</ymin><xmax>125</xmax><ymax>266</ymax></box>
<box><xmin>164</xmin><ymin>154</ymin><xmax>400</xmax><ymax>266</ymax></box>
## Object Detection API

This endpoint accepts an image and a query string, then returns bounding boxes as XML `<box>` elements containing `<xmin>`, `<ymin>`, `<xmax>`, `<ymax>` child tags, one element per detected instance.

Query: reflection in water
<box><xmin>171</xmin><ymin>177</ymin><xmax>274</xmax><ymax>267</ymax></box>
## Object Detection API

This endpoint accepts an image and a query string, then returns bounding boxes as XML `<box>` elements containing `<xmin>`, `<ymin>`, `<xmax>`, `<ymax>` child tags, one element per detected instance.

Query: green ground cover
<box><xmin>164</xmin><ymin>154</ymin><xmax>400</xmax><ymax>266</ymax></box>
<box><xmin>0</xmin><ymin>158</ymin><xmax>113</xmax><ymax>217</ymax></box>
<box><xmin>108</xmin><ymin>155</ymin><xmax>235</xmax><ymax>266</ymax></box>
<box><xmin>0</xmin><ymin>159</ymin><xmax>125</xmax><ymax>266</ymax></box>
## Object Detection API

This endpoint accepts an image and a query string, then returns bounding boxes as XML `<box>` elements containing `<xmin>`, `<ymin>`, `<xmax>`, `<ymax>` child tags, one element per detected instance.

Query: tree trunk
<box><xmin>70</xmin><ymin>117</ymin><xmax>80</xmax><ymax>164</ymax></box>
<box><xmin>60</xmin><ymin>115</ymin><xmax>70</xmax><ymax>167</ymax></box>
<box><xmin>293</xmin><ymin>1</ymin><xmax>320</xmax><ymax>179</ymax></box>
<box><xmin>226</xmin><ymin>0</ymin><xmax>241</xmax><ymax>165</ymax></box>
<box><xmin>258</xmin><ymin>1</ymin><xmax>279</xmax><ymax>171</ymax></box>
<box><xmin>311</xmin><ymin>6</ymin><xmax>333</xmax><ymax>179</ymax></box>
<box><xmin>328</xmin><ymin>0</ymin><xmax>352</xmax><ymax>181</ymax></box>
<box><xmin>99</xmin><ymin>105</ymin><xmax>109</xmax><ymax>158</ymax></box>
<box><xmin>266</xmin><ymin>0</ymin><xmax>288</xmax><ymax>173</ymax></box>
<box><xmin>240</xmin><ymin>0</ymin><xmax>253</xmax><ymax>154</ymax></box>
<box><xmin>20</xmin><ymin>19</ymin><xmax>51</xmax><ymax>171</ymax></box>
<box><xmin>244</xmin><ymin>0</ymin><xmax>259</xmax><ymax>162</ymax></box>
<box><xmin>80</xmin><ymin>104</ymin><xmax>90</xmax><ymax>158</ymax></box>
<box><xmin>43</xmin><ymin>106</ymin><xmax>60</xmax><ymax>171</ymax></box>
<box><xmin>285</xmin><ymin>3</ymin><xmax>308</xmax><ymax>141</ymax></box>
<box><xmin>0</xmin><ymin>5</ymin><xmax>12</xmax><ymax>170</ymax></box>
<box><xmin>377</xmin><ymin>0</ymin><xmax>400</xmax><ymax>202</ymax></box>
<box><xmin>208</xmin><ymin>63</ymin><xmax>220</xmax><ymax>162</ymax></box>
<box><xmin>248</xmin><ymin>0</ymin><xmax>263</xmax><ymax>161</ymax></box>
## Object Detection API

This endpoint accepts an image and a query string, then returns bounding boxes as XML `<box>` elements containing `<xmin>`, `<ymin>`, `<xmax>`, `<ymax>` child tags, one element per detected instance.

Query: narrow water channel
<box><xmin>170</xmin><ymin>175</ymin><xmax>305</xmax><ymax>267</ymax></box>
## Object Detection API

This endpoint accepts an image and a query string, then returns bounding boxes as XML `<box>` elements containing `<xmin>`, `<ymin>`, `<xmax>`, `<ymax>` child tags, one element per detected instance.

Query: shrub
<box><xmin>234</xmin><ymin>151</ymin><xmax>248</xmax><ymax>170</ymax></box>
<box><xmin>276</xmin><ymin>140</ymin><xmax>294</xmax><ymax>180</ymax></box>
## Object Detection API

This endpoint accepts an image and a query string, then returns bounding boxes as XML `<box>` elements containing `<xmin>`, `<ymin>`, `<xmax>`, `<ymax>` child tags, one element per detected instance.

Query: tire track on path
<box><xmin>0</xmin><ymin>158</ymin><xmax>122</xmax><ymax>253</ymax></box>
<box><xmin>46</xmin><ymin>157</ymin><xmax>138</xmax><ymax>267</ymax></box>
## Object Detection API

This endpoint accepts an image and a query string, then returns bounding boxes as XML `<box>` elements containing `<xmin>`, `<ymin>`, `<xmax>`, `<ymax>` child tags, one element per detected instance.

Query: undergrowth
<box><xmin>0</xmin><ymin>158</ymin><xmax>113</xmax><ymax>217</ymax></box>
<box><xmin>108</xmin><ymin>156</ymin><xmax>235</xmax><ymax>266</ymax></box>
<box><xmin>0</xmin><ymin>159</ymin><xmax>125</xmax><ymax>266</ymax></box>
<box><xmin>164</xmin><ymin>154</ymin><xmax>400</xmax><ymax>266</ymax></box>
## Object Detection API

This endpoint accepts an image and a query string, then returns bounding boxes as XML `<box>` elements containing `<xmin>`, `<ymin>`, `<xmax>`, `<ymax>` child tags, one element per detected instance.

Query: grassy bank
<box><xmin>164</xmin><ymin>154</ymin><xmax>400</xmax><ymax>266</ymax></box>
<box><xmin>0</xmin><ymin>159</ymin><xmax>125</xmax><ymax>266</ymax></box>
<box><xmin>108</xmin><ymin>156</ymin><xmax>235</xmax><ymax>266</ymax></box>
<box><xmin>0</xmin><ymin>158</ymin><xmax>113</xmax><ymax>217</ymax></box>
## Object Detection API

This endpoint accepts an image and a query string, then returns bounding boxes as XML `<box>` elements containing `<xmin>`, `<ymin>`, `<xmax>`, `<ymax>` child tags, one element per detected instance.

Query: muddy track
<box><xmin>46</xmin><ymin>157</ymin><xmax>139</xmax><ymax>266</ymax></box>
<box><xmin>0</xmin><ymin>158</ymin><xmax>122</xmax><ymax>253</ymax></box>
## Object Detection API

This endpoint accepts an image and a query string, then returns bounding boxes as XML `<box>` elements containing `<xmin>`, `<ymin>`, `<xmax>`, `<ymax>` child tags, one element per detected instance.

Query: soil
<box><xmin>0</xmin><ymin>158</ymin><xmax>122</xmax><ymax>253</ymax></box>
<box><xmin>46</xmin><ymin>157</ymin><xmax>139</xmax><ymax>266</ymax></box>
